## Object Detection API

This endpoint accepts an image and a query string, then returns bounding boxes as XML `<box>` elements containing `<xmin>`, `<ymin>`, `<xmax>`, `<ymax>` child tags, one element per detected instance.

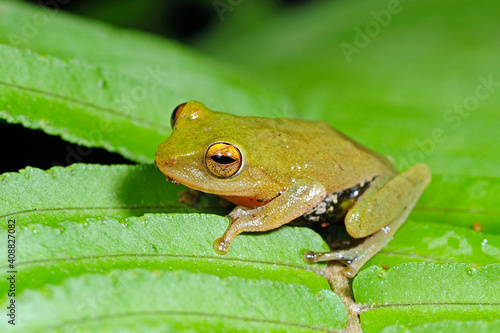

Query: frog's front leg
<box><xmin>304</xmin><ymin>164</ymin><xmax>431</xmax><ymax>277</ymax></box>
<box><xmin>214</xmin><ymin>181</ymin><xmax>327</xmax><ymax>254</ymax></box>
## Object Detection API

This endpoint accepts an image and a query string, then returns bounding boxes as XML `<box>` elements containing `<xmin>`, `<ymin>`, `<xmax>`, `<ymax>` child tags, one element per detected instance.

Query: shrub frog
<box><xmin>155</xmin><ymin>101</ymin><xmax>431</xmax><ymax>277</ymax></box>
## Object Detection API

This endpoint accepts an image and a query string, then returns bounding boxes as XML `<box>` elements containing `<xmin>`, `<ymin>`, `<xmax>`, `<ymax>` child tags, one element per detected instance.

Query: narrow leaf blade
<box><xmin>1</xmin><ymin>269</ymin><xmax>347</xmax><ymax>332</ymax></box>
<box><xmin>0</xmin><ymin>213</ymin><xmax>330</xmax><ymax>295</ymax></box>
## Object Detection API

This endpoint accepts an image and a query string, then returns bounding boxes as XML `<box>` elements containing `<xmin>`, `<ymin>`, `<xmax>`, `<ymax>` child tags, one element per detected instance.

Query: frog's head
<box><xmin>155</xmin><ymin>101</ymin><xmax>280</xmax><ymax>200</ymax></box>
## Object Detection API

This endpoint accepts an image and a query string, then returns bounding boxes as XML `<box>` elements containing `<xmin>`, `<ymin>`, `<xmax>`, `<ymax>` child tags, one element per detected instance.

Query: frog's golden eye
<box><xmin>171</xmin><ymin>102</ymin><xmax>187</xmax><ymax>129</ymax></box>
<box><xmin>205</xmin><ymin>142</ymin><xmax>242</xmax><ymax>178</ymax></box>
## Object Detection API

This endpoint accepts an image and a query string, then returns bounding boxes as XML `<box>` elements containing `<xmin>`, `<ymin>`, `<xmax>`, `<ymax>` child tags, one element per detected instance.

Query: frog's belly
<box><xmin>302</xmin><ymin>179</ymin><xmax>371</xmax><ymax>223</ymax></box>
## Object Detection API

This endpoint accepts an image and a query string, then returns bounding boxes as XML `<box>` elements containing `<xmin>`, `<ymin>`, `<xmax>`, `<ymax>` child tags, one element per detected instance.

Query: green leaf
<box><xmin>366</xmin><ymin>220</ymin><xmax>500</xmax><ymax>269</ymax></box>
<box><xmin>0</xmin><ymin>213</ymin><xmax>330</xmax><ymax>295</ymax></box>
<box><xmin>0</xmin><ymin>1</ymin><xmax>295</xmax><ymax>162</ymax></box>
<box><xmin>410</xmin><ymin>174</ymin><xmax>500</xmax><ymax>233</ymax></box>
<box><xmin>0</xmin><ymin>269</ymin><xmax>347</xmax><ymax>332</ymax></box>
<box><xmin>0</xmin><ymin>44</ymin><xmax>170</xmax><ymax>163</ymax></box>
<box><xmin>0</xmin><ymin>164</ymin><xmax>225</xmax><ymax>227</ymax></box>
<box><xmin>0</xmin><ymin>164</ymin><xmax>339</xmax><ymax>330</ymax></box>
<box><xmin>353</xmin><ymin>263</ymin><xmax>500</xmax><ymax>332</ymax></box>
<box><xmin>381</xmin><ymin>320</ymin><xmax>500</xmax><ymax>333</ymax></box>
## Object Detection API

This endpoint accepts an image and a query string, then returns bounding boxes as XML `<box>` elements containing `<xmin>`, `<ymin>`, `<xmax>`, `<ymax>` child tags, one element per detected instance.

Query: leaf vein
<box><xmin>0</xmin><ymin>205</ymin><xmax>227</xmax><ymax>220</ymax></box>
<box><xmin>48</xmin><ymin>310</ymin><xmax>342</xmax><ymax>332</ymax></box>
<box><xmin>2</xmin><ymin>253</ymin><xmax>325</xmax><ymax>275</ymax></box>
<box><xmin>359</xmin><ymin>302</ymin><xmax>500</xmax><ymax>312</ymax></box>
<box><xmin>0</xmin><ymin>81</ymin><xmax>169</xmax><ymax>131</ymax></box>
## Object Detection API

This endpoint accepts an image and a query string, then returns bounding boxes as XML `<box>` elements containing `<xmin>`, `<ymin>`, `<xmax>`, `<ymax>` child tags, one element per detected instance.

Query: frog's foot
<box><xmin>303</xmin><ymin>250</ymin><xmax>356</xmax><ymax>265</ymax></box>
<box><xmin>214</xmin><ymin>221</ymin><xmax>239</xmax><ymax>255</ymax></box>
<box><xmin>304</xmin><ymin>164</ymin><xmax>431</xmax><ymax>277</ymax></box>
<box><xmin>215</xmin><ymin>207</ymin><xmax>263</xmax><ymax>255</ymax></box>
<box><xmin>214</xmin><ymin>236</ymin><xmax>232</xmax><ymax>254</ymax></box>
<box><xmin>303</xmin><ymin>204</ymin><xmax>411</xmax><ymax>278</ymax></box>
<box><xmin>303</xmin><ymin>248</ymin><xmax>363</xmax><ymax>278</ymax></box>
<box><xmin>215</xmin><ymin>206</ymin><xmax>257</xmax><ymax>254</ymax></box>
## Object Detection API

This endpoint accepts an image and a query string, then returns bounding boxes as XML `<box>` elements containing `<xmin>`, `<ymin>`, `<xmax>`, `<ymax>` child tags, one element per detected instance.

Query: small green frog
<box><xmin>155</xmin><ymin>101</ymin><xmax>431</xmax><ymax>276</ymax></box>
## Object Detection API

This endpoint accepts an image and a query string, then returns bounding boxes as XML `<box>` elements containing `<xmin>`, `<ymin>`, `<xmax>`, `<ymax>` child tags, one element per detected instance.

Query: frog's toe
<box><xmin>214</xmin><ymin>237</ymin><xmax>231</xmax><ymax>255</ymax></box>
<box><xmin>303</xmin><ymin>251</ymin><xmax>318</xmax><ymax>264</ymax></box>
<box><xmin>302</xmin><ymin>249</ymin><xmax>357</xmax><ymax>265</ymax></box>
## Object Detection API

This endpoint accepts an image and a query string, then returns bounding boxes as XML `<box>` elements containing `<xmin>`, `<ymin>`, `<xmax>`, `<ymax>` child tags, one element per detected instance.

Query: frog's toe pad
<box><xmin>214</xmin><ymin>238</ymin><xmax>230</xmax><ymax>255</ymax></box>
<box><xmin>303</xmin><ymin>250</ymin><xmax>318</xmax><ymax>264</ymax></box>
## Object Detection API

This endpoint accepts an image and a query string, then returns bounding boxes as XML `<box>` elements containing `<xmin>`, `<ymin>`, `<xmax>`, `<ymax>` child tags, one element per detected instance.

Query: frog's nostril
<box><xmin>168</xmin><ymin>157</ymin><xmax>177</xmax><ymax>166</ymax></box>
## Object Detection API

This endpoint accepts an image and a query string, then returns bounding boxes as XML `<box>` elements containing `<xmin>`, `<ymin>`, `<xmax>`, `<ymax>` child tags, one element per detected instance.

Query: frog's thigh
<box><xmin>345</xmin><ymin>164</ymin><xmax>432</xmax><ymax>238</ymax></box>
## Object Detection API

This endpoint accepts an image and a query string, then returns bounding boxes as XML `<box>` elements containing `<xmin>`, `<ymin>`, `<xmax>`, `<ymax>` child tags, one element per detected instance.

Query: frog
<box><xmin>155</xmin><ymin>101</ymin><xmax>431</xmax><ymax>277</ymax></box>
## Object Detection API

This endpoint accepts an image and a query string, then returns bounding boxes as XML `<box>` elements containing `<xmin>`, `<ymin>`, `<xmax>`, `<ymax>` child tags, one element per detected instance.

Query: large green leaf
<box><xmin>0</xmin><ymin>164</ymin><xmax>343</xmax><ymax>330</ymax></box>
<box><xmin>354</xmin><ymin>263</ymin><xmax>500</xmax><ymax>332</ymax></box>
<box><xmin>0</xmin><ymin>212</ymin><xmax>330</xmax><ymax>295</ymax></box>
<box><xmin>0</xmin><ymin>269</ymin><xmax>347</xmax><ymax>332</ymax></box>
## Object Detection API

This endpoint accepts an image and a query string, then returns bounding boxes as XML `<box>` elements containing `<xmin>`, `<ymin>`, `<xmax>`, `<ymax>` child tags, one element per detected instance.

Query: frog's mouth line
<box><xmin>154</xmin><ymin>158</ymin><xmax>182</xmax><ymax>186</ymax></box>
<box><xmin>155</xmin><ymin>157</ymin><xmax>268</xmax><ymax>199</ymax></box>
<box><xmin>161</xmin><ymin>171</ymin><xmax>256</xmax><ymax>199</ymax></box>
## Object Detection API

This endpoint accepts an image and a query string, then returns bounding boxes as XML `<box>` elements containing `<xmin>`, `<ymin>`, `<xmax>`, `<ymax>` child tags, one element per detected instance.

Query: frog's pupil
<box><xmin>212</xmin><ymin>155</ymin><xmax>235</xmax><ymax>164</ymax></box>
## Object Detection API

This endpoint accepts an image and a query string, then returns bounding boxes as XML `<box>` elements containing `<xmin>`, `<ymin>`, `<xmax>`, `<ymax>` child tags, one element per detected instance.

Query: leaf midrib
<box><xmin>0</xmin><ymin>253</ymin><xmax>325</xmax><ymax>276</ymax></box>
<box><xmin>46</xmin><ymin>310</ymin><xmax>342</xmax><ymax>333</ymax></box>
<box><xmin>0</xmin><ymin>204</ymin><xmax>227</xmax><ymax>220</ymax></box>
<box><xmin>359</xmin><ymin>302</ymin><xmax>500</xmax><ymax>312</ymax></box>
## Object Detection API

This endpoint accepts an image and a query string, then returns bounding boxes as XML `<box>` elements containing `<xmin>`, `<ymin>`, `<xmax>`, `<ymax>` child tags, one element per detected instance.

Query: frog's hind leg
<box><xmin>303</xmin><ymin>164</ymin><xmax>431</xmax><ymax>277</ymax></box>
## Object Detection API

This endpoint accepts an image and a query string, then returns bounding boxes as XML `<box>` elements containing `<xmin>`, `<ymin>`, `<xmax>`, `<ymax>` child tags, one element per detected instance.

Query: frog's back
<box><xmin>249</xmin><ymin>117</ymin><xmax>397</xmax><ymax>193</ymax></box>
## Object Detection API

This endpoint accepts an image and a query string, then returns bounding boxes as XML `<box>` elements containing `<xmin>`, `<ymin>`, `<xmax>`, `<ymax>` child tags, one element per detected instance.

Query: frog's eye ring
<box><xmin>205</xmin><ymin>142</ymin><xmax>243</xmax><ymax>178</ymax></box>
<box><xmin>171</xmin><ymin>102</ymin><xmax>187</xmax><ymax>129</ymax></box>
